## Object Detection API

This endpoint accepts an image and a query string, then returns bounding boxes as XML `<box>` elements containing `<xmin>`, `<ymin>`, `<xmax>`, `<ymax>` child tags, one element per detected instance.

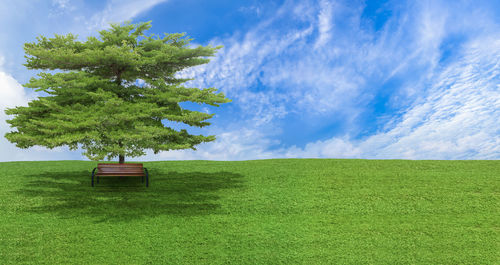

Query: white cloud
<box><xmin>314</xmin><ymin>0</ymin><xmax>333</xmax><ymax>49</ymax></box>
<box><xmin>150</xmin><ymin>34</ymin><xmax>500</xmax><ymax>161</ymax></box>
<box><xmin>0</xmin><ymin>72</ymin><xmax>28</xmax><ymax>112</ymax></box>
<box><xmin>179</xmin><ymin>10</ymin><xmax>315</xmax><ymax>123</ymax></box>
<box><xmin>179</xmin><ymin>0</ymin><xmax>448</xmax><ymax>125</ymax></box>
<box><xmin>0</xmin><ymin>70</ymin><xmax>86</xmax><ymax>161</ymax></box>
<box><xmin>285</xmin><ymin>137</ymin><xmax>362</xmax><ymax>158</ymax></box>
<box><xmin>285</xmin><ymin>37</ymin><xmax>500</xmax><ymax>160</ymax></box>
<box><xmin>238</xmin><ymin>5</ymin><xmax>262</xmax><ymax>16</ymax></box>
<box><xmin>136</xmin><ymin>128</ymin><xmax>279</xmax><ymax>161</ymax></box>
<box><xmin>0</xmin><ymin>71</ymin><xmax>40</xmax><ymax>160</ymax></box>
<box><xmin>85</xmin><ymin>0</ymin><xmax>169</xmax><ymax>31</ymax></box>
<box><xmin>52</xmin><ymin>0</ymin><xmax>73</xmax><ymax>11</ymax></box>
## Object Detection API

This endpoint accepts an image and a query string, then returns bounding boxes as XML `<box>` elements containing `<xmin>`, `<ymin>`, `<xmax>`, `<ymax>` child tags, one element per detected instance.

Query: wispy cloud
<box><xmin>151</xmin><ymin>35</ymin><xmax>500</xmax><ymax>161</ymax></box>
<box><xmin>179</xmin><ymin>2</ymin><xmax>316</xmax><ymax>124</ymax></box>
<box><xmin>181</xmin><ymin>0</ymin><xmax>444</xmax><ymax>123</ymax></box>
<box><xmin>289</xmin><ymin>37</ymin><xmax>500</xmax><ymax>159</ymax></box>
<box><xmin>158</xmin><ymin>0</ymin><xmax>500</xmax><ymax>160</ymax></box>
<box><xmin>84</xmin><ymin>0</ymin><xmax>169</xmax><ymax>31</ymax></box>
<box><xmin>51</xmin><ymin>0</ymin><xmax>74</xmax><ymax>11</ymax></box>
<box><xmin>373</xmin><ymin>39</ymin><xmax>499</xmax><ymax>159</ymax></box>
<box><xmin>314</xmin><ymin>0</ymin><xmax>333</xmax><ymax>49</ymax></box>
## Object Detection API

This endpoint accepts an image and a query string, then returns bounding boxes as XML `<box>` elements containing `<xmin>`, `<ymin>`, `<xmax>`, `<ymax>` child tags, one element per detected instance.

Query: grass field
<box><xmin>0</xmin><ymin>159</ymin><xmax>498</xmax><ymax>264</ymax></box>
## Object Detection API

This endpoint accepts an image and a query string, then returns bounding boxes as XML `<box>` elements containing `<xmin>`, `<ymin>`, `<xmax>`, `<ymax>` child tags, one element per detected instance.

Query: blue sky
<box><xmin>0</xmin><ymin>0</ymin><xmax>499</xmax><ymax>161</ymax></box>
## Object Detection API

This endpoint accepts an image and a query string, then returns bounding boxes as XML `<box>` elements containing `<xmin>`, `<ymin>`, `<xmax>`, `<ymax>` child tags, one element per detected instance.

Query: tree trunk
<box><xmin>116</xmin><ymin>72</ymin><xmax>124</xmax><ymax>165</ymax></box>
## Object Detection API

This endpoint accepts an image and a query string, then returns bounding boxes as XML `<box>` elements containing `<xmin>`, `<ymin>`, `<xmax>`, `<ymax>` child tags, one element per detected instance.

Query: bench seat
<box><xmin>91</xmin><ymin>163</ymin><xmax>149</xmax><ymax>187</ymax></box>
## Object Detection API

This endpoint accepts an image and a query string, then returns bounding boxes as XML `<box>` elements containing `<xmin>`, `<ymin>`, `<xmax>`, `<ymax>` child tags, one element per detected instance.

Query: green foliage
<box><xmin>4</xmin><ymin>21</ymin><xmax>231</xmax><ymax>161</ymax></box>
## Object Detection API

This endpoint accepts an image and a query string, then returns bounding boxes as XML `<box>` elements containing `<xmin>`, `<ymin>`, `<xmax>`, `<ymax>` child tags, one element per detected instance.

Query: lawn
<box><xmin>0</xmin><ymin>159</ymin><xmax>498</xmax><ymax>264</ymax></box>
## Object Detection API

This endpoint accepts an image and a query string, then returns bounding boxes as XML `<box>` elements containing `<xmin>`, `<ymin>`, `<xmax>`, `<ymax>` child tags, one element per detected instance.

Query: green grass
<box><xmin>0</xmin><ymin>159</ymin><xmax>498</xmax><ymax>264</ymax></box>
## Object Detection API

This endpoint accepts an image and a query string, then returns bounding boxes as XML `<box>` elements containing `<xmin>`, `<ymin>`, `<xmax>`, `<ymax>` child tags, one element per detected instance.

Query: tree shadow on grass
<box><xmin>18</xmin><ymin>168</ymin><xmax>246</xmax><ymax>223</ymax></box>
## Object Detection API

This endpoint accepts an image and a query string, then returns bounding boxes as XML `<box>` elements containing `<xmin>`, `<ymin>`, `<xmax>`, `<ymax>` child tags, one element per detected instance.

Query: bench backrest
<box><xmin>97</xmin><ymin>163</ymin><xmax>144</xmax><ymax>173</ymax></box>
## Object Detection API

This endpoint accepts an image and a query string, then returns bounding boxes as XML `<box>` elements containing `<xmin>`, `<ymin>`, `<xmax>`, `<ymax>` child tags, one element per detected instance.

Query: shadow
<box><xmin>18</xmin><ymin>168</ymin><xmax>246</xmax><ymax>223</ymax></box>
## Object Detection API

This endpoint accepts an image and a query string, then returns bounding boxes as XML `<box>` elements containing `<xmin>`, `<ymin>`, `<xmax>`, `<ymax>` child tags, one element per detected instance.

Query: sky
<box><xmin>0</xmin><ymin>0</ymin><xmax>499</xmax><ymax>161</ymax></box>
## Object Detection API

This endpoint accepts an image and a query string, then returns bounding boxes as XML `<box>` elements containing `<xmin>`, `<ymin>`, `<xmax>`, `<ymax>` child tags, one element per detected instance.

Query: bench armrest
<box><xmin>91</xmin><ymin>167</ymin><xmax>97</xmax><ymax>176</ymax></box>
<box><xmin>143</xmin><ymin>167</ymin><xmax>149</xmax><ymax>176</ymax></box>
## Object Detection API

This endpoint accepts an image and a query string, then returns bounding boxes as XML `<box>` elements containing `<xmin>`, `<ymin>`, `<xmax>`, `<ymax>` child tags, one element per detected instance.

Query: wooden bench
<box><xmin>91</xmin><ymin>163</ymin><xmax>149</xmax><ymax>187</ymax></box>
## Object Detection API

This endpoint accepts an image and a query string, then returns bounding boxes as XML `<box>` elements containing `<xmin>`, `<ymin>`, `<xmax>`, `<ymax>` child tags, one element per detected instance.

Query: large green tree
<box><xmin>4</xmin><ymin>21</ymin><xmax>230</xmax><ymax>163</ymax></box>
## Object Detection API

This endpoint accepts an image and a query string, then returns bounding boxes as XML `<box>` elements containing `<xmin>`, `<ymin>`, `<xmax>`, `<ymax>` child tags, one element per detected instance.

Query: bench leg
<box><xmin>97</xmin><ymin>175</ymin><xmax>99</xmax><ymax>183</ymax></box>
<box><xmin>144</xmin><ymin>167</ymin><xmax>149</xmax><ymax>188</ymax></box>
<box><xmin>91</xmin><ymin>167</ymin><xmax>97</xmax><ymax>187</ymax></box>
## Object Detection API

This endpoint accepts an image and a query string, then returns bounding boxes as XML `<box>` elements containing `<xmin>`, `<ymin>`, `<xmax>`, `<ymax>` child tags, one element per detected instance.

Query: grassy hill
<box><xmin>0</xmin><ymin>159</ymin><xmax>498</xmax><ymax>264</ymax></box>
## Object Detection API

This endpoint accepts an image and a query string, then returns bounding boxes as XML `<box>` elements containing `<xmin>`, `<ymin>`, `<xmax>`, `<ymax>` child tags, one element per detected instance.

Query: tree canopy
<box><xmin>4</xmin><ymin>21</ymin><xmax>230</xmax><ymax>162</ymax></box>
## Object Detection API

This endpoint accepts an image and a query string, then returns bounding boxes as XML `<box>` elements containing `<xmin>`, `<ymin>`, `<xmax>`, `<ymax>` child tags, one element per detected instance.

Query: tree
<box><xmin>4</xmin><ymin>21</ymin><xmax>230</xmax><ymax>163</ymax></box>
